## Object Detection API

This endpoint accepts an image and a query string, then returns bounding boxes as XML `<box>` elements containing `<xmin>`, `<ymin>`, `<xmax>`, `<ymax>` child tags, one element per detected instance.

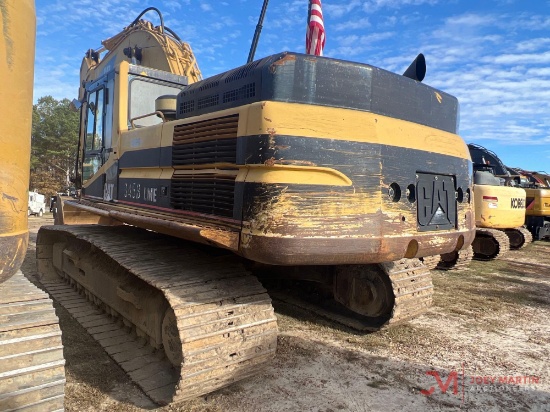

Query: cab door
<box><xmin>82</xmin><ymin>87</ymin><xmax>105</xmax><ymax>185</ymax></box>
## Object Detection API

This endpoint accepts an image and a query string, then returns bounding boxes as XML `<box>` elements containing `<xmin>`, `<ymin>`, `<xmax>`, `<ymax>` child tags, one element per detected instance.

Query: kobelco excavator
<box><xmin>467</xmin><ymin>144</ymin><xmax>531</xmax><ymax>259</ymax></box>
<box><xmin>0</xmin><ymin>1</ymin><xmax>65</xmax><ymax>410</ymax></box>
<box><xmin>37</xmin><ymin>7</ymin><xmax>475</xmax><ymax>405</ymax></box>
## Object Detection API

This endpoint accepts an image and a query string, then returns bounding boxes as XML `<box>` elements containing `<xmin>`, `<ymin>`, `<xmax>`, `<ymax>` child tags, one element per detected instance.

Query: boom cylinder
<box><xmin>0</xmin><ymin>0</ymin><xmax>36</xmax><ymax>283</ymax></box>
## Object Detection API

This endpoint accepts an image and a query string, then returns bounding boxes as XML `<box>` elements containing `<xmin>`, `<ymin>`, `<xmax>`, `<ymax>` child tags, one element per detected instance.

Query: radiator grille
<box><xmin>171</xmin><ymin>115</ymin><xmax>239</xmax><ymax>218</ymax></box>
<box><xmin>170</xmin><ymin>175</ymin><xmax>236</xmax><ymax>217</ymax></box>
<box><xmin>172</xmin><ymin>115</ymin><xmax>238</xmax><ymax>166</ymax></box>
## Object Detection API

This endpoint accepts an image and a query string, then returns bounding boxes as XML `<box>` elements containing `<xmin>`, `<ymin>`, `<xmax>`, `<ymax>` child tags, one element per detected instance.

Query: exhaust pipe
<box><xmin>402</xmin><ymin>53</ymin><xmax>426</xmax><ymax>82</ymax></box>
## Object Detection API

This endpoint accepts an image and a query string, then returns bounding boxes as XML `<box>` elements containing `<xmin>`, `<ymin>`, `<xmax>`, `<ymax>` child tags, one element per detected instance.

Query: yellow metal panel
<box><xmin>525</xmin><ymin>188</ymin><xmax>550</xmax><ymax>216</ymax></box>
<box><xmin>120</xmin><ymin>123</ymin><xmax>164</xmax><ymax>152</ymax></box>
<box><xmin>243</xmin><ymin>101</ymin><xmax>470</xmax><ymax>160</ymax></box>
<box><xmin>117</xmin><ymin>61</ymin><xmax>130</xmax><ymax>134</ymax></box>
<box><xmin>473</xmin><ymin>185</ymin><xmax>526</xmax><ymax>228</ymax></box>
<box><xmin>0</xmin><ymin>0</ymin><xmax>35</xmax><ymax>281</ymax></box>
<box><xmin>240</xmin><ymin>165</ymin><xmax>352</xmax><ymax>186</ymax></box>
<box><xmin>119</xmin><ymin>169</ymin><xmax>163</xmax><ymax>179</ymax></box>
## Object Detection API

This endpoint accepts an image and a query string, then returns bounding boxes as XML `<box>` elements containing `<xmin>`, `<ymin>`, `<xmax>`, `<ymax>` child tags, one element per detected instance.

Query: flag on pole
<box><xmin>306</xmin><ymin>0</ymin><xmax>325</xmax><ymax>56</ymax></box>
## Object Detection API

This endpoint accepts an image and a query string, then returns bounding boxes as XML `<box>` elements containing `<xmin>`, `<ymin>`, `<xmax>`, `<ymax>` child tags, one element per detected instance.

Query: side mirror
<box><xmin>69</xmin><ymin>98</ymin><xmax>82</xmax><ymax>112</ymax></box>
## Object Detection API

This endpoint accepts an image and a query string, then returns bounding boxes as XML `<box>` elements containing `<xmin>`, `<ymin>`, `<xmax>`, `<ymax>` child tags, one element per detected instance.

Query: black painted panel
<box><xmin>118</xmin><ymin>178</ymin><xmax>171</xmax><ymax>208</ymax></box>
<box><xmin>83</xmin><ymin>174</ymin><xmax>105</xmax><ymax>199</ymax></box>
<box><xmin>119</xmin><ymin>147</ymin><xmax>173</xmax><ymax>169</ymax></box>
<box><xmin>177</xmin><ymin>52</ymin><xmax>459</xmax><ymax>134</ymax></box>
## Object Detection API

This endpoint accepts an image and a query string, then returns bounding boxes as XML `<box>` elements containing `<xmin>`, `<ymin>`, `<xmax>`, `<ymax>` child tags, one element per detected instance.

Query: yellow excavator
<box><xmin>467</xmin><ymin>144</ymin><xmax>531</xmax><ymax>259</ymax></box>
<box><xmin>0</xmin><ymin>1</ymin><xmax>65</xmax><ymax>410</ymax></box>
<box><xmin>507</xmin><ymin>168</ymin><xmax>550</xmax><ymax>240</ymax></box>
<box><xmin>37</xmin><ymin>7</ymin><xmax>475</xmax><ymax>405</ymax></box>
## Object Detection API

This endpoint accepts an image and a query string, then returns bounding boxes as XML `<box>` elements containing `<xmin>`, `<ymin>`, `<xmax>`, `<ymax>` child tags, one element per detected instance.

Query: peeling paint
<box><xmin>272</xmin><ymin>53</ymin><xmax>297</xmax><ymax>67</ymax></box>
<box><xmin>264</xmin><ymin>157</ymin><xmax>276</xmax><ymax>167</ymax></box>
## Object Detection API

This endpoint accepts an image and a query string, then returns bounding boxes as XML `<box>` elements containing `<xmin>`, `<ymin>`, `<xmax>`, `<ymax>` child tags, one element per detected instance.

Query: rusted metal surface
<box><xmin>64</xmin><ymin>192</ymin><xmax>475</xmax><ymax>266</ymax></box>
<box><xmin>236</xmin><ymin>133</ymin><xmax>474</xmax><ymax>265</ymax></box>
<box><xmin>240</xmin><ymin>230</ymin><xmax>474</xmax><ymax>266</ymax></box>
<box><xmin>37</xmin><ymin>225</ymin><xmax>277</xmax><ymax>405</ymax></box>
<box><xmin>63</xmin><ymin>199</ymin><xmax>241</xmax><ymax>252</ymax></box>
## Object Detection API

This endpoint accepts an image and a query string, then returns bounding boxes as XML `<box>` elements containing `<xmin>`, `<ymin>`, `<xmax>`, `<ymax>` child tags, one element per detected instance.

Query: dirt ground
<box><xmin>23</xmin><ymin>215</ymin><xmax>550</xmax><ymax>412</ymax></box>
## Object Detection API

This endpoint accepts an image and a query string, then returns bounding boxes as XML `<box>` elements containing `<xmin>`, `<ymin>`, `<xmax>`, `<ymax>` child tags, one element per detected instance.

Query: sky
<box><xmin>34</xmin><ymin>0</ymin><xmax>550</xmax><ymax>172</ymax></box>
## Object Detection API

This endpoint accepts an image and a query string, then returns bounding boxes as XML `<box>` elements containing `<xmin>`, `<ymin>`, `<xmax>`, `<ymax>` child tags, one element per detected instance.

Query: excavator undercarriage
<box><xmin>37</xmin><ymin>225</ymin><xmax>278</xmax><ymax>404</ymax></box>
<box><xmin>37</xmin><ymin>224</ymin><xmax>435</xmax><ymax>402</ymax></box>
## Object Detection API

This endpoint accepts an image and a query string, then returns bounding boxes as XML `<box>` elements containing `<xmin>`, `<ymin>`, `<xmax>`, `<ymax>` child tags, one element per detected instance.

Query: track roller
<box><xmin>268</xmin><ymin>258</ymin><xmax>433</xmax><ymax>331</ymax></box>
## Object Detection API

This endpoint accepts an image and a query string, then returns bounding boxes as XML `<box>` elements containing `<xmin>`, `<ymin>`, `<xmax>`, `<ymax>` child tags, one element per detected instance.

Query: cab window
<box><xmin>83</xmin><ymin>88</ymin><xmax>105</xmax><ymax>182</ymax></box>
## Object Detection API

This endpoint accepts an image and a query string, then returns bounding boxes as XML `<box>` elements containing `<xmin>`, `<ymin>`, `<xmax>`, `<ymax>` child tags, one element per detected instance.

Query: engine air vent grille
<box><xmin>224</xmin><ymin>60</ymin><xmax>262</xmax><ymax>83</ymax></box>
<box><xmin>198</xmin><ymin>94</ymin><xmax>220</xmax><ymax>110</ymax></box>
<box><xmin>199</xmin><ymin>80</ymin><xmax>220</xmax><ymax>91</ymax></box>
<box><xmin>172</xmin><ymin>114</ymin><xmax>238</xmax><ymax>166</ymax></box>
<box><xmin>223</xmin><ymin>83</ymin><xmax>255</xmax><ymax>103</ymax></box>
<box><xmin>181</xmin><ymin>100</ymin><xmax>195</xmax><ymax>114</ymax></box>
<box><xmin>170</xmin><ymin>175</ymin><xmax>236</xmax><ymax>218</ymax></box>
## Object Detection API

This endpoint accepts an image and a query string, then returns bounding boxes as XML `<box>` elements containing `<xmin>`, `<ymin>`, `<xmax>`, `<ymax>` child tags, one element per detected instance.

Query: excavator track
<box><xmin>270</xmin><ymin>258</ymin><xmax>433</xmax><ymax>331</ymax></box>
<box><xmin>420</xmin><ymin>255</ymin><xmax>441</xmax><ymax>270</ymax></box>
<box><xmin>0</xmin><ymin>271</ymin><xmax>65</xmax><ymax>412</ymax></box>
<box><xmin>435</xmin><ymin>245</ymin><xmax>474</xmax><ymax>271</ymax></box>
<box><xmin>471</xmin><ymin>228</ymin><xmax>510</xmax><ymax>260</ymax></box>
<box><xmin>36</xmin><ymin>225</ymin><xmax>278</xmax><ymax>405</ymax></box>
<box><xmin>381</xmin><ymin>259</ymin><xmax>433</xmax><ymax>324</ymax></box>
<box><xmin>504</xmin><ymin>227</ymin><xmax>533</xmax><ymax>250</ymax></box>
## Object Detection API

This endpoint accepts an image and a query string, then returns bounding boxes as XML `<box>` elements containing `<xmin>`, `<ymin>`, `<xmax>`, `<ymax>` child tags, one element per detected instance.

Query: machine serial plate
<box><xmin>416</xmin><ymin>173</ymin><xmax>457</xmax><ymax>232</ymax></box>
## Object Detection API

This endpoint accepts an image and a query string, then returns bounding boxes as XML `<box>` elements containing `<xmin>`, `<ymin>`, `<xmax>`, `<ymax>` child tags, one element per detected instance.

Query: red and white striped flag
<box><xmin>306</xmin><ymin>0</ymin><xmax>325</xmax><ymax>56</ymax></box>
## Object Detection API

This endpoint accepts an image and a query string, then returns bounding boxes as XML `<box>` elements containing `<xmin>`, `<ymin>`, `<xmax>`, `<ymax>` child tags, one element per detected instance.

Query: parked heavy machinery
<box><xmin>37</xmin><ymin>8</ymin><xmax>475</xmax><ymax>405</ymax></box>
<box><xmin>467</xmin><ymin>144</ymin><xmax>531</xmax><ymax>257</ymax></box>
<box><xmin>525</xmin><ymin>188</ymin><xmax>550</xmax><ymax>240</ymax></box>
<box><xmin>507</xmin><ymin>168</ymin><xmax>550</xmax><ymax>240</ymax></box>
<box><xmin>0</xmin><ymin>1</ymin><xmax>65</xmax><ymax>410</ymax></box>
